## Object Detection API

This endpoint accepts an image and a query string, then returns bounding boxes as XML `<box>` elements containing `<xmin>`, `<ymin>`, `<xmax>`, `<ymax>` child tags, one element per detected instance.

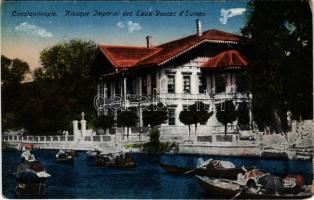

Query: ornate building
<box><xmin>90</xmin><ymin>20</ymin><xmax>252</xmax><ymax>134</ymax></box>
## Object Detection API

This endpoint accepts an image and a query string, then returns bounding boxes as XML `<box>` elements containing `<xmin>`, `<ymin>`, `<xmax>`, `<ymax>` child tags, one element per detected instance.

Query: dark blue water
<box><xmin>2</xmin><ymin>150</ymin><xmax>313</xmax><ymax>199</ymax></box>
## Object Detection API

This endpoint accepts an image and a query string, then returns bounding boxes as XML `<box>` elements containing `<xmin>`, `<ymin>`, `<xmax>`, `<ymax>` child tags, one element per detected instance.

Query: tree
<box><xmin>117</xmin><ymin>111</ymin><xmax>138</xmax><ymax>139</ymax></box>
<box><xmin>187</xmin><ymin>101</ymin><xmax>214</xmax><ymax>135</ymax></box>
<box><xmin>241</xmin><ymin>1</ymin><xmax>312</xmax><ymax>131</ymax></box>
<box><xmin>142</xmin><ymin>103</ymin><xmax>168</xmax><ymax>128</ymax></box>
<box><xmin>142</xmin><ymin>103</ymin><xmax>167</xmax><ymax>148</ymax></box>
<box><xmin>179</xmin><ymin>110</ymin><xmax>194</xmax><ymax>140</ymax></box>
<box><xmin>1</xmin><ymin>55</ymin><xmax>30</xmax><ymax>87</ymax></box>
<box><xmin>39</xmin><ymin>39</ymin><xmax>97</xmax><ymax>80</ymax></box>
<box><xmin>1</xmin><ymin>55</ymin><xmax>30</xmax><ymax>131</ymax></box>
<box><xmin>216</xmin><ymin>100</ymin><xmax>237</xmax><ymax>136</ymax></box>
<box><xmin>20</xmin><ymin>39</ymin><xmax>98</xmax><ymax>134</ymax></box>
<box><xmin>94</xmin><ymin>115</ymin><xmax>115</xmax><ymax>134</ymax></box>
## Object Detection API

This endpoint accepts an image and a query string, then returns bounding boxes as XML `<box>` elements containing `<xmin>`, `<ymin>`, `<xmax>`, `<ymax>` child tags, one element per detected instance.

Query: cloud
<box><xmin>219</xmin><ymin>8</ymin><xmax>246</xmax><ymax>24</ymax></box>
<box><xmin>116</xmin><ymin>21</ymin><xmax>142</xmax><ymax>33</ymax></box>
<box><xmin>15</xmin><ymin>22</ymin><xmax>53</xmax><ymax>38</ymax></box>
<box><xmin>116</xmin><ymin>22</ymin><xmax>125</xmax><ymax>29</ymax></box>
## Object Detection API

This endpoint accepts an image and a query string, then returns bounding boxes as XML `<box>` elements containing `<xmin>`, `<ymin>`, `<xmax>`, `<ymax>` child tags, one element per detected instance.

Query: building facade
<box><xmin>90</xmin><ymin>20</ymin><xmax>252</xmax><ymax>134</ymax></box>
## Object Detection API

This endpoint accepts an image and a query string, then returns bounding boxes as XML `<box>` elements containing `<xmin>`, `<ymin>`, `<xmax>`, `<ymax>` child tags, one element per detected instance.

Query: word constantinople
<box><xmin>94</xmin><ymin>94</ymin><xmax>217</xmax><ymax>112</ymax></box>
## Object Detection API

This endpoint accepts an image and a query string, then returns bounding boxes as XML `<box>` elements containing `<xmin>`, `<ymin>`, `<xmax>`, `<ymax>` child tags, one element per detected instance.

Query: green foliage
<box><xmin>143</xmin><ymin>141</ymin><xmax>175</xmax><ymax>153</ymax></box>
<box><xmin>242</xmin><ymin>1</ymin><xmax>312</xmax><ymax>130</ymax></box>
<box><xmin>94</xmin><ymin>115</ymin><xmax>115</xmax><ymax>133</ymax></box>
<box><xmin>38</xmin><ymin>39</ymin><xmax>97</xmax><ymax>80</ymax></box>
<box><xmin>216</xmin><ymin>100</ymin><xmax>237</xmax><ymax>135</ymax></box>
<box><xmin>235</xmin><ymin>72</ymin><xmax>250</xmax><ymax>92</ymax></box>
<box><xmin>142</xmin><ymin>103</ymin><xmax>168</xmax><ymax>127</ymax></box>
<box><xmin>181</xmin><ymin>101</ymin><xmax>214</xmax><ymax>135</ymax></box>
<box><xmin>117</xmin><ymin>111</ymin><xmax>138</xmax><ymax>138</ymax></box>
<box><xmin>179</xmin><ymin>110</ymin><xmax>193</xmax><ymax>140</ymax></box>
<box><xmin>2</xmin><ymin>142</ymin><xmax>18</xmax><ymax>151</ymax></box>
<box><xmin>2</xmin><ymin>39</ymin><xmax>98</xmax><ymax>134</ymax></box>
<box><xmin>1</xmin><ymin>55</ymin><xmax>31</xmax><ymax>131</ymax></box>
<box><xmin>124</xmin><ymin>143</ymin><xmax>144</xmax><ymax>149</ymax></box>
<box><xmin>237</xmin><ymin>102</ymin><xmax>250</xmax><ymax>130</ymax></box>
<box><xmin>149</xmin><ymin>127</ymin><xmax>160</xmax><ymax>144</ymax></box>
<box><xmin>1</xmin><ymin>55</ymin><xmax>30</xmax><ymax>87</ymax></box>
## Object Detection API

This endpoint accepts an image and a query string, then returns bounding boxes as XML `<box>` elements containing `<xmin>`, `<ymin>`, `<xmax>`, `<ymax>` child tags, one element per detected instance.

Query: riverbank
<box><xmin>3</xmin><ymin>139</ymin><xmax>312</xmax><ymax>161</ymax></box>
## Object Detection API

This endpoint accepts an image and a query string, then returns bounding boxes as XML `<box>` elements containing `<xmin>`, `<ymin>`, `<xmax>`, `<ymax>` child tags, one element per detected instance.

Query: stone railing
<box><xmin>158</xmin><ymin>93</ymin><xmax>211</xmax><ymax>101</ymax></box>
<box><xmin>213</xmin><ymin>92</ymin><xmax>252</xmax><ymax>102</ymax></box>
<box><xmin>2</xmin><ymin>134</ymin><xmax>113</xmax><ymax>143</ymax></box>
<box><xmin>160</xmin><ymin>124</ymin><xmax>237</xmax><ymax>135</ymax></box>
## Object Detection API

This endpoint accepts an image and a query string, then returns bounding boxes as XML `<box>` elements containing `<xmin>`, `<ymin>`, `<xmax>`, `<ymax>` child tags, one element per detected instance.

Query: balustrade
<box><xmin>93</xmin><ymin>136</ymin><xmax>100</xmax><ymax>142</ymax></box>
<box><xmin>67</xmin><ymin>136</ymin><xmax>74</xmax><ymax>141</ymax></box>
<box><xmin>60</xmin><ymin>136</ymin><xmax>66</xmax><ymax>141</ymax></box>
<box><xmin>3</xmin><ymin>133</ymin><xmax>114</xmax><ymax>144</ymax></box>
<box><xmin>102</xmin><ymin>135</ymin><xmax>111</xmax><ymax>142</ymax></box>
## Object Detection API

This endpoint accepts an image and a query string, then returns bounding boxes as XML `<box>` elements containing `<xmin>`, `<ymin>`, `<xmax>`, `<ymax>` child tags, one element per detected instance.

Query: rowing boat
<box><xmin>195</xmin><ymin>175</ymin><xmax>312</xmax><ymax>199</ymax></box>
<box><xmin>160</xmin><ymin>163</ymin><xmax>248</xmax><ymax>179</ymax></box>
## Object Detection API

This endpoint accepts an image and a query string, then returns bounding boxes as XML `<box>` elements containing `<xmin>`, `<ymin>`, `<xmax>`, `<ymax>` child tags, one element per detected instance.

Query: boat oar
<box><xmin>231</xmin><ymin>186</ymin><xmax>248</xmax><ymax>200</ymax></box>
<box><xmin>184</xmin><ymin>167</ymin><xmax>202</xmax><ymax>175</ymax></box>
<box><xmin>184</xmin><ymin>159</ymin><xmax>213</xmax><ymax>175</ymax></box>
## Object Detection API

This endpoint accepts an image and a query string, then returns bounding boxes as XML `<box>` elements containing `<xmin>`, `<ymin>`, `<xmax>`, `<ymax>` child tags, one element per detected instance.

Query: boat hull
<box><xmin>196</xmin><ymin>176</ymin><xmax>312</xmax><ymax>199</ymax></box>
<box><xmin>160</xmin><ymin>163</ymin><xmax>245</xmax><ymax>179</ymax></box>
<box><xmin>16</xmin><ymin>181</ymin><xmax>47</xmax><ymax>197</ymax></box>
<box><xmin>56</xmin><ymin>157</ymin><xmax>74</xmax><ymax>164</ymax></box>
<box><xmin>95</xmin><ymin>154</ymin><xmax>137</xmax><ymax>168</ymax></box>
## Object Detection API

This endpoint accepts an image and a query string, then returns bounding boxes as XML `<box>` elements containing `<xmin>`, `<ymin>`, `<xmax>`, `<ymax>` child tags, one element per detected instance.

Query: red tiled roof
<box><xmin>99</xmin><ymin>45</ymin><xmax>161</xmax><ymax>68</ymax></box>
<box><xmin>201</xmin><ymin>50</ymin><xmax>248</xmax><ymax>69</ymax></box>
<box><xmin>99</xmin><ymin>29</ymin><xmax>246</xmax><ymax>68</ymax></box>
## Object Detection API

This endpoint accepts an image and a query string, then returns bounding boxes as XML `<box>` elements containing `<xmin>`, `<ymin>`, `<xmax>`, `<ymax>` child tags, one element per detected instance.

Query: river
<box><xmin>2</xmin><ymin>150</ymin><xmax>312</xmax><ymax>198</ymax></box>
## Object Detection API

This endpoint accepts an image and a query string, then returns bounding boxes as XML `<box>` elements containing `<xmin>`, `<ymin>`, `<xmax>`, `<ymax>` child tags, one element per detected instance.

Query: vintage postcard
<box><xmin>1</xmin><ymin>0</ymin><xmax>313</xmax><ymax>199</ymax></box>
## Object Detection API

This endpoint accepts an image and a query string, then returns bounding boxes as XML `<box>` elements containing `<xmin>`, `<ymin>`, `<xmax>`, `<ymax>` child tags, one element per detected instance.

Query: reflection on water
<box><xmin>2</xmin><ymin>150</ymin><xmax>312</xmax><ymax>198</ymax></box>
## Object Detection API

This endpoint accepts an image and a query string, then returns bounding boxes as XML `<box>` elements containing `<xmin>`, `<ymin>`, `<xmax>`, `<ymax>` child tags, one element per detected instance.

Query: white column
<box><xmin>156</xmin><ymin>70</ymin><xmax>160</xmax><ymax>94</ymax></box>
<box><xmin>147</xmin><ymin>74</ymin><xmax>152</xmax><ymax>95</ymax></box>
<box><xmin>97</xmin><ymin>83</ymin><xmax>102</xmax><ymax>116</ymax></box>
<box><xmin>119</xmin><ymin>79</ymin><xmax>122</xmax><ymax>97</ymax></box>
<box><xmin>103</xmin><ymin>82</ymin><xmax>108</xmax><ymax>115</ymax></box>
<box><xmin>72</xmin><ymin>120</ymin><xmax>79</xmax><ymax>142</ymax></box>
<box><xmin>230</xmin><ymin>73</ymin><xmax>236</xmax><ymax>93</ymax></box>
<box><xmin>103</xmin><ymin>82</ymin><xmax>107</xmax><ymax>98</ymax></box>
<box><xmin>138</xmin><ymin>76</ymin><xmax>142</xmax><ymax>96</ymax></box>
<box><xmin>191</xmin><ymin>72</ymin><xmax>198</xmax><ymax>95</ymax></box>
<box><xmin>206</xmin><ymin>76</ymin><xmax>211</xmax><ymax>95</ymax></box>
<box><xmin>226</xmin><ymin>73</ymin><xmax>231</xmax><ymax>93</ymax></box>
<box><xmin>176</xmin><ymin>71</ymin><xmax>182</xmax><ymax>94</ymax></box>
<box><xmin>123</xmin><ymin>77</ymin><xmax>127</xmax><ymax>101</ymax></box>
<box><xmin>109</xmin><ymin>82</ymin><xmax>114</xmax><ymax>97</ymax></box>
<box><xmin>249</xmin><ymin>103</ymin><xmax>253</xmax><ymax>129</ymax></box>
<box><xmin>101</xmin><ymin>81</ymin><xmax>105</xmax><ymax>96</ymax></box>
<box><xmin>80</xmin><ymin>120</ymin><xmax>87</xmax><ymax>137</ymax></box>
<box><xmin>212</xmin><ymin>75</ymin><xmax>216</xmax><ymax>94</ymax></box>
<box><xmin>139</xmin><ymin>107</ymin><xmax>143</xmax><ymax>127</ymax></box>
<box><xmin>160</xmin><ymin>69</ymin><xmax>167</xmax><ymax>94</ymax></box>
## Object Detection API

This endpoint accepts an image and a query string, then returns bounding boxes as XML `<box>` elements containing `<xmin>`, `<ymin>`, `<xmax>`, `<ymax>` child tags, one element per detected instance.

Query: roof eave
<box><xmin>157</xmin><ymin>39</ymin><xmax>239</xmax><ymax>67</ymax></box>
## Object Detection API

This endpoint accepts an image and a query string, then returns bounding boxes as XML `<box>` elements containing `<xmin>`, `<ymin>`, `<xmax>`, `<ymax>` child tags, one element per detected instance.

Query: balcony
<box><xmin>96</xmin><ymin>92</ymin><xmax>252</xmax><ymax>109</ymax></box>
<box><xmin>213</xmin><ymin>92</ymin><xmax>252</xmax><ymax>102</ymax></box>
